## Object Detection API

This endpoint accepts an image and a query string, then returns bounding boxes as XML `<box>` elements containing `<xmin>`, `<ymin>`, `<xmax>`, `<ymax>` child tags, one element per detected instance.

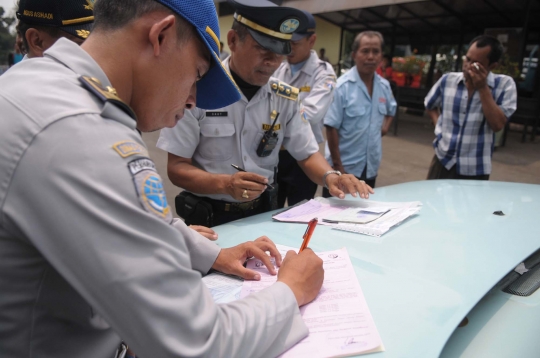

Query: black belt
<box><xmin>201</xmin><ymin>196</ymin><xmax>262</xmax><ymax>213</ymax></box>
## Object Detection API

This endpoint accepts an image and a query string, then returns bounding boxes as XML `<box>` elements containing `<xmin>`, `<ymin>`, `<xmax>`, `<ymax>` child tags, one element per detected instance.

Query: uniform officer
<box><xmin>16</xmin><ymin>0</ymin><xmax>94</xmax><ymax>58</ymax></box>
<box><xmin>158</xmin><ymin>0</ymin><xmax>373</xmax><ymax>227</ymax></box>
<box><xmin>0</xmin><ymin>0</ymin><xmax>324</xmax><ymax>357</ymax></box>
<box><xmin>273</xmin><ymin>10</ymin><xmax>337</xmax><ymax>208</ymax></box>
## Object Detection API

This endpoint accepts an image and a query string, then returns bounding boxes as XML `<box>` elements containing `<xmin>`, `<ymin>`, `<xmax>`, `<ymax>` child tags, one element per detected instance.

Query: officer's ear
<box><xmin>25</xmin><ymin>28</ymin><xmax>47</xmax><ymax>57</ymax></box>
<box><xmin>308</xmin><ymin>33</ymin><xmax>317</xmax><ymax>48</ymax></box>
<box><xmin>148</xmin><ymin>14</ymin><xmax>176</xmax><ymax>57</ymax></box>
<box><xmin>227</xmin><ymin>29</ymin><xmax>238</xmax><ymax>52</ymax></box>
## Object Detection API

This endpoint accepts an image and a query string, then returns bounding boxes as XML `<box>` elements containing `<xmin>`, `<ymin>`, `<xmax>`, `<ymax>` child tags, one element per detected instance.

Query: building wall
<box><xmin>217</xmin><ymin>14</ymin><xmax>342</xmax><ymax>66</ymax></box>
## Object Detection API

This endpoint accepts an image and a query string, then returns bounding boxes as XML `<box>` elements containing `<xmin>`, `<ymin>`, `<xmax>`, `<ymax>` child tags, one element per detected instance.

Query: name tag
<box><xmin>206</xmin><ymin>111</ymin><xmax>228</xmax><ymax>117</ymax></box>
<box><xmin>300</xmin><ymin>86</ymin><xmax>311</xmax><ymax>92</ymax></box>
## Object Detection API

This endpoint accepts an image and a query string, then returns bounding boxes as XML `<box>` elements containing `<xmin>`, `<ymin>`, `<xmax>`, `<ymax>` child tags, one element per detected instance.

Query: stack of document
<box><xmin>272</xmin><ymin>197</ymin><xmax>422</xmax><ymax>237</ymax></box>
<box><xmin>203</xmin><ymin>245</ymin><xmax>384</xmax><ymax>358</ymax></box>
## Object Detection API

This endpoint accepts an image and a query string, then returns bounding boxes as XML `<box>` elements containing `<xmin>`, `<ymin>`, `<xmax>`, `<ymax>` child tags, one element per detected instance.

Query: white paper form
<box><xmin>240</xmin><ymin>246</ymin><xmax>384</xmax><ymax>358</ymax></box>
<box><xmin>201</xmin><ymin>272</ymin><xmax>243</xmax><ymax>304</ymax></box>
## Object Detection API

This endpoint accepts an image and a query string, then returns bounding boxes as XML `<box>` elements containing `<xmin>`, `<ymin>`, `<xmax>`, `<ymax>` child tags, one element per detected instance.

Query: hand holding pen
<box><xmin>277</xmin><ymin>217</ymin><xmax>324</xmax><ymax>306</ymax></box>
<box><xmin>227</xmin><ymin>164</ymin><xmax>272</xmax><ymax>201</ymax></box>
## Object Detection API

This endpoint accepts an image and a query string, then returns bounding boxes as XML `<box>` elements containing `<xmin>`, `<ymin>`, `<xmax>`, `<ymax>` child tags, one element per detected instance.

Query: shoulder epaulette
<box><xmin>79</xmin><ymin>76</ymin><xmax>136</xmax><ymax>119</ymax></box>
<box><xmin>270</xmin><ymin>80</ymin><xmax>299</xmax><ymax>101</ymax></box>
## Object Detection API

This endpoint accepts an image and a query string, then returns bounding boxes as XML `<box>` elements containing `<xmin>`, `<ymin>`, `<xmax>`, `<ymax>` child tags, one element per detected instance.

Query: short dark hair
<box><xmin>93</xmin><ymin>0</ymin><xmax>195</xmax><ymax>43</ymax></box>
<box><xmin>17</xmin><ymin>20</ymin><xmax>60</xmax><ymax>54</ymax></box>
<box><xmin>351</xmin><ymin>31</ymin><xmax>384</xmax><ymax>55</ymax></box>
<box><xmin>231</xmin><ymin>20</ymin><xmax>249</xmax><ymax>42</ymax></box>
<box><xmin>469</xmin><ymin>35</ymin><xmax>503</xmax><ymax>64</ymax></box>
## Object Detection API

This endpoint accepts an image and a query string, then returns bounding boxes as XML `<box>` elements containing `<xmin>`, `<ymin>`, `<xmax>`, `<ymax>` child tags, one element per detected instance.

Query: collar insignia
<box><xmin>84</xmin><ymin>0</ymin><xmax>94</xmax><ymax>10</ymax></box>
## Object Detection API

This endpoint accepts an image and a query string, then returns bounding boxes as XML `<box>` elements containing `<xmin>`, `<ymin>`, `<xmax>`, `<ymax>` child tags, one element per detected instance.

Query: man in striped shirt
<box><xmin>424</xmin><ymin>35</ymin><xmax>517</xmax><ymax>180</ymax></box>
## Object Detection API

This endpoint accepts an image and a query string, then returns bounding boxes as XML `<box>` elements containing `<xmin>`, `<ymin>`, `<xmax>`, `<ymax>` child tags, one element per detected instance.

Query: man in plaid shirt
<box><xmin>424</xmin><ymin>35</ymin><xmax>517</xmax><ymax>180</ymax></box>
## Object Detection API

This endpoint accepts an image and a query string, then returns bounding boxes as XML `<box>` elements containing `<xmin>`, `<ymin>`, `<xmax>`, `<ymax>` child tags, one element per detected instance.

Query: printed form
<box><xmin>240</xmin><ymin>245</ymin><xmax>384</xmax><ymax>358</ymax></box>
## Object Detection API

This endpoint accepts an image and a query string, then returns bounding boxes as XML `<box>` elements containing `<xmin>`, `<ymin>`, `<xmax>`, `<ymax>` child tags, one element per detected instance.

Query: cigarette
<box><xmin>473</xmin><ymin>63</ymin><xmax>479</xmax><ymax>70</ymax></box>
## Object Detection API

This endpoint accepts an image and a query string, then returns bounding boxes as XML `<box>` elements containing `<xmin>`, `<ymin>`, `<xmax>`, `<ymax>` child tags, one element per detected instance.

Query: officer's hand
<box><xmin>326</xmin><ymin>174</ymin><xmax>374</xmax><ymax>199</ymax></box>
<box><xmin>212</xmin><ymin>236</ymin><xmax>282</xmax><ymax>280</ymax></box>
<box><xmin>189</xmin><ymin>225</ymin><xmax>218</xmax><ymax>241</ymax></box>
<box><xmin>468</xmin><ymin>62</ymin><xmax>488</xmax><ymax>90</ymax></box>
<box><xmin>333</xmin><ymin>164</ymin><xmax>346</xmax><ymax>174</ymax></box>
<box><xmin>277</xmin><ymin>249</ymin><xmax>324</xmax><ymax>306</ymax></box>
<box><xmin>226</xmin><ymin>172</ymin><xmax>268</xmax><ymax>202</ymax></box>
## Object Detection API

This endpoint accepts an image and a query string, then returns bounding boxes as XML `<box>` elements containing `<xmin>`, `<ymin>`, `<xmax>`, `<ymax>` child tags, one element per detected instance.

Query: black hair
<box><xmin>469</xmin><ymin>35</ymin><xmax>503</xmax><ymax>64</ymax></box>
<box><xmin>17</xmin><ymin>20</ymin><xmax>60</xmax><ymax>54</ymax></box>
<box><xmin>93</xmin><ymin>0</ymin><xmax>195</xmax><ymax>43</ymax></box>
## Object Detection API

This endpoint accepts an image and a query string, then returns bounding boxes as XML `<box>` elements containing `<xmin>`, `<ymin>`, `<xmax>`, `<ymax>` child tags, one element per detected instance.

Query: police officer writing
<box><xmin>273</xmin><ymin>10</ymin><xmax>338</xmax><ymax>208</ymax></box>
<box><xmin>158</xmin><ymin>0</ymin><xmax>373</xmax><ymax>227</ymax></box>
<box><xmin>0</xmin><ymin>0</ymin><xmax>324</xmax><ymax>357</ymax></box>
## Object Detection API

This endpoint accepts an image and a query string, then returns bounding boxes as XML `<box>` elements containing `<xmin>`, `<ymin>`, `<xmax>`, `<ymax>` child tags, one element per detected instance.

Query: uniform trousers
<box><xmin>277</xmin><ymin>150</ymin><xmax>318</xmax><ymax>208</ymax></box>
<box><xmin>427</xmin><ymin>155</ymin><xmax>490</xmax><ymax>180</ymax></box>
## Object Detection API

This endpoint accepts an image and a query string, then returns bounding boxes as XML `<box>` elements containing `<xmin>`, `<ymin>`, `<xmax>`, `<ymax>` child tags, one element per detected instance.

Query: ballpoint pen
<box><xmin>231</xmin><ymin>164</ymin><xmax>275</xmax><ymax>190</ymax></box>
<box><xmin>299</xmin><ymin>218</ymin><xmax>318</xmax><ymax>252</ymax></box>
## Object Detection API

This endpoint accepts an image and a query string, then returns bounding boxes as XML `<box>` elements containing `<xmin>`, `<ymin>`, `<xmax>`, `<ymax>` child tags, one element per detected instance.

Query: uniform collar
<box><xmin>44</xmin><ymin>38</ymin><xmax>112</xmax><ymax>90</ymax></box>
<box><xmin>285</xmin><ymin>50</ymin><xmax>320</xmax><ymax>80</ymax></box>
<box><xmin>222</xmin><ymin>57</ymin><xmax>269</xmax><ymax>103</ymax></box>
<box><xmin>350</xmin><ymin>65</ymin><xmax>380</xmax><ymax>99</ymax></box>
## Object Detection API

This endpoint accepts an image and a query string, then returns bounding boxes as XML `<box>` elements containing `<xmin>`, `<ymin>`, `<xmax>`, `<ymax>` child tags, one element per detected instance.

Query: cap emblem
<box><xmin>84</xmin><ymin>0</ymin><xmax>95</xmax><ymax>11</ymax></box>
<box><xmin>280</xmin><ymin>19</ymin><xmax>299</xmax><ymax>34</ymax></box>
<box><xmin>76</xmin><ymin>30</ymin><xmax>90</xmax><ymax>39</ymax></box>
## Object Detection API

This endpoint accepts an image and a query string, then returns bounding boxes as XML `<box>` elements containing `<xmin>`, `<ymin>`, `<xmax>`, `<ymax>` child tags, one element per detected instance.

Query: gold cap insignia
<box><xmin>84</xmin><ymin>0</ymin><xmax>94</xmax><ymax>10</ymax></box>
<box><xmin>76</xmin><ymin>29</ymin><xmax>90</xmax><ymax>39</ymax></box>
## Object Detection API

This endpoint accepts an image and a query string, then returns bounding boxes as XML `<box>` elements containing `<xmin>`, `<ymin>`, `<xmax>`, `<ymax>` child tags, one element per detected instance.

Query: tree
<box><xmin>0</xmin><ymin>6</ymin><xmax>16</xmax><ymax>66</ymax></box>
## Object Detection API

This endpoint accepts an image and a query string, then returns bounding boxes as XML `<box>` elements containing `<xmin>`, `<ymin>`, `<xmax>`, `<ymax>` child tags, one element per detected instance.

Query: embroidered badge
<box><xmin>112</xmin><ymin>141</ymin><xmax>148</xmax><ymax>158</ymax></box>
<box><xmin>300</xmin><ymin>104</ymin><xmax>308</xmax><ymax>123</ymax></box>
<box><xmin>325</xmin><ymin>78</ymin><xmax>335</xmax><ymax>91</ymax></box>
<box><xmin>76</xmin><ymin>30</ymin><xmax>90</xmax><ymax>39</ymax></box>
<box><xmin>132</xmin><ymin>169</ymin><xmax>172</xmax><ymax>223</ymax></box>
<box><xmin>128</xmin><ymin>158</ymin><xmax>156</xmax><ymax>175</ymax></box>
<box><xmin>379</xmin><ymin>97</ymin><xmax>387</xmax><ymax>103</ymax></box>
<box><xmin>280</xmin><ymin>18</ymin><xmax>299</xmax><ymax>33</ymax></box>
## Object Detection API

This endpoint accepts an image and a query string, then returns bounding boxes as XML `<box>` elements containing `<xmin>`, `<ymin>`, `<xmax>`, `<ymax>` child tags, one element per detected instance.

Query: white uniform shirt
<box><xmin>158</xmin><ymin>57</ymin><xmax>319</xmax><ymax>202</ymax></box>
<box><xmin>273</xmin><ymin>50</ymin><xmax>337</xmax><ymax>144</ymax></box>
<box><xmin>0</xmin><ymin>39</ymin><xmax>308</xmax><ymax>358</ymax></box>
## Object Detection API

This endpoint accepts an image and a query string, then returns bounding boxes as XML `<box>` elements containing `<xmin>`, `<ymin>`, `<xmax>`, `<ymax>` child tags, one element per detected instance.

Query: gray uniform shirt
<box><xmin>0</xmin><ymin>38</ymin><xmax>307</xmax><ymax>358</ymax></box>
<box><xmin>273</xmin><ymin>50</ymin><xmax>337</xmax><ymax>144</ymax></box>
<box><xmin>157</xmin><ymin>57</ymin><xmax>319</xmax><ymax>202</ymax></box>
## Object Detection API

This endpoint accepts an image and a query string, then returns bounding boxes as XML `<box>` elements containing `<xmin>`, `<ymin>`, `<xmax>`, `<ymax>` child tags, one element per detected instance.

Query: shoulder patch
<box><xmin>79</xmin><ymin>76</ymin><xmax>136</xmax><ymax>119</ymax></box>
<box><xmin>112</xmin><ymin>140</ymin><xmax>148</xmax><ymax>158</ymax></box>
<box><xmin>270</xmin><ymin>80</ymin><xmax>299</xmax><ymax>101</ymax></box>
<box><xmin>129</xmin><ymin>158</ymin><xmax>172</xmax><ymax>223</ymax></box>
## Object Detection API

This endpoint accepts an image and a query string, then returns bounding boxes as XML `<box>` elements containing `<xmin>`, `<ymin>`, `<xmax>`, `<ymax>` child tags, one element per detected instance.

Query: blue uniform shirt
<box><xmin>324</xmin><ymin>67</ymin><xmax>396</xmax><ymax>179</ymax></box>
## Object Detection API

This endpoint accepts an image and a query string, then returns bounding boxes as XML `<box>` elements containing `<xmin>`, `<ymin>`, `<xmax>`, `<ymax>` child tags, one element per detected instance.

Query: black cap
<box><xmin>228</xmin><ymin>0</ymin><xmax>310</xmax><ymax>55</ymax></box>
<box><xmin>16</xmin><ymin>0</ymin><xmax>94</xmax><ymax>40</ymax></box>
<box><xmin>291</xmin><ymin>10</ymin><xmax>316</xmax><ymax>41</ymax></box>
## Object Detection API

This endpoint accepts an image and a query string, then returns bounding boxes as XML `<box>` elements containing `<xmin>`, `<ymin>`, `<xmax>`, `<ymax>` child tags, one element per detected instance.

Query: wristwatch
<box><xmin>322</xmin><ymin>170</ymin><xmax>341</xmax><ymax>189</ymax></box>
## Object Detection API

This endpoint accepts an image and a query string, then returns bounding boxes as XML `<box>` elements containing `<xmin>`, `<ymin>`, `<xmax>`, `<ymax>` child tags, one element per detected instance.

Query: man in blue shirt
<box><xmin>424</xmin><ymin>35</ymin><xmax>517</xmax><ymax>180</ymax></box>
<box><xmin>323</xmin><ymin>31</ymin><xmax>396</xmax><ymax>196</ymax></box>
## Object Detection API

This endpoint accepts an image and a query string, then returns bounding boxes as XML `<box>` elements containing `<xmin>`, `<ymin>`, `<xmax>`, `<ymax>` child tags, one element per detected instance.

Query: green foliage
<box><xmin>0</xmin><ymin>6</ymin><xmax>16</xmax><ymax>66</ymax></box>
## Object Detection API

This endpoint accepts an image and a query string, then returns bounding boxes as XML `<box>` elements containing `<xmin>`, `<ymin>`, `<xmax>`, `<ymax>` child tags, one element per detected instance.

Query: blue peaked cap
<box><xmin>156</xmin><ymin>0</ymin><xmax>241</xmax><ymax>109</ymax></box>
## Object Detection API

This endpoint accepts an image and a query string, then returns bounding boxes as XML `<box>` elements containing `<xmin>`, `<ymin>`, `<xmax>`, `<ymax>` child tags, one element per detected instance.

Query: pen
<box><xmin>231</xmin><ymin>164</ymin><xmax>274</xmax><ymax>190</ymax></box>
<box><xmin>299</xmin><ymin>218</ymin><xmax>318</xmax><ymax>252</ymax></box>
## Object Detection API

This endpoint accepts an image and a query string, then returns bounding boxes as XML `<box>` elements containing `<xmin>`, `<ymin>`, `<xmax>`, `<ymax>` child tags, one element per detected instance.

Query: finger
<box><xmin>238</xmin><ymin>172</ymin><xmax>269</xmax><ymax>185</ymax></box>
<box><xmin>233</xmin><ymin>263</ymin><xmax>263</xmax><ymax>281</ymax></box>
<box><xmin>282</xmin><ymin>249</ymin><xmax>298</xmax><ymax>264</ymax></box>
<box><xmin>254</xmin><ymin>236</ymin><xmax>282</xmax><ymax>266</ymax></box>
<box><xmin>249</xmin><ymin>244</ymin><xmax>277</xmax><ymax>275</ymax></box>
<box><xmin>340</xmin><ymin>175</ymin><xmax>364</xmax><ymax>199</ymax></box>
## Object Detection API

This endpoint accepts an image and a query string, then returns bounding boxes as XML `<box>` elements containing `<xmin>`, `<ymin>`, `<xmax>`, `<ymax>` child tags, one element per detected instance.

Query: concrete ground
<box><xmin>143</xmin><ymin>110</ymin><xmax>540</xmax><ymax>218</ymax></box>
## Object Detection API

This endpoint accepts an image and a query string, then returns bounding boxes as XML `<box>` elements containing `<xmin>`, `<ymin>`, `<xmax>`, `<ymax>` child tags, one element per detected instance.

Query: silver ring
<box><xmin>242</xmin><ymin>189</ymin><xmax>249</xmax><ymax>199</ymax></box>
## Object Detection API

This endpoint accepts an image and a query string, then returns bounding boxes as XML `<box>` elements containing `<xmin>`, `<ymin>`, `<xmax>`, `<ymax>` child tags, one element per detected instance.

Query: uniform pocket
<box><xmin>378</xmin><ymin>103</ymin><xmax>388</xmax><ymax>115</ymax></box>
<box><xmin>345</xmin><ymin>105</ymin><xmax>367</xmax><ymax>118</ymax></box>
<box><xmin>199</xmin><ymin>123</ymin><xmax>235</xmax><ymax>161</ymax></box>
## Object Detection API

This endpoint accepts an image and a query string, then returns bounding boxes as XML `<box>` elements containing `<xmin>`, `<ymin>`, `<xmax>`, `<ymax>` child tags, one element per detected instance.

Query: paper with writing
<box><xmin>240</xmin><ymin>246</ymin><xmax>384</xmax><ymax>358</ymax></box>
